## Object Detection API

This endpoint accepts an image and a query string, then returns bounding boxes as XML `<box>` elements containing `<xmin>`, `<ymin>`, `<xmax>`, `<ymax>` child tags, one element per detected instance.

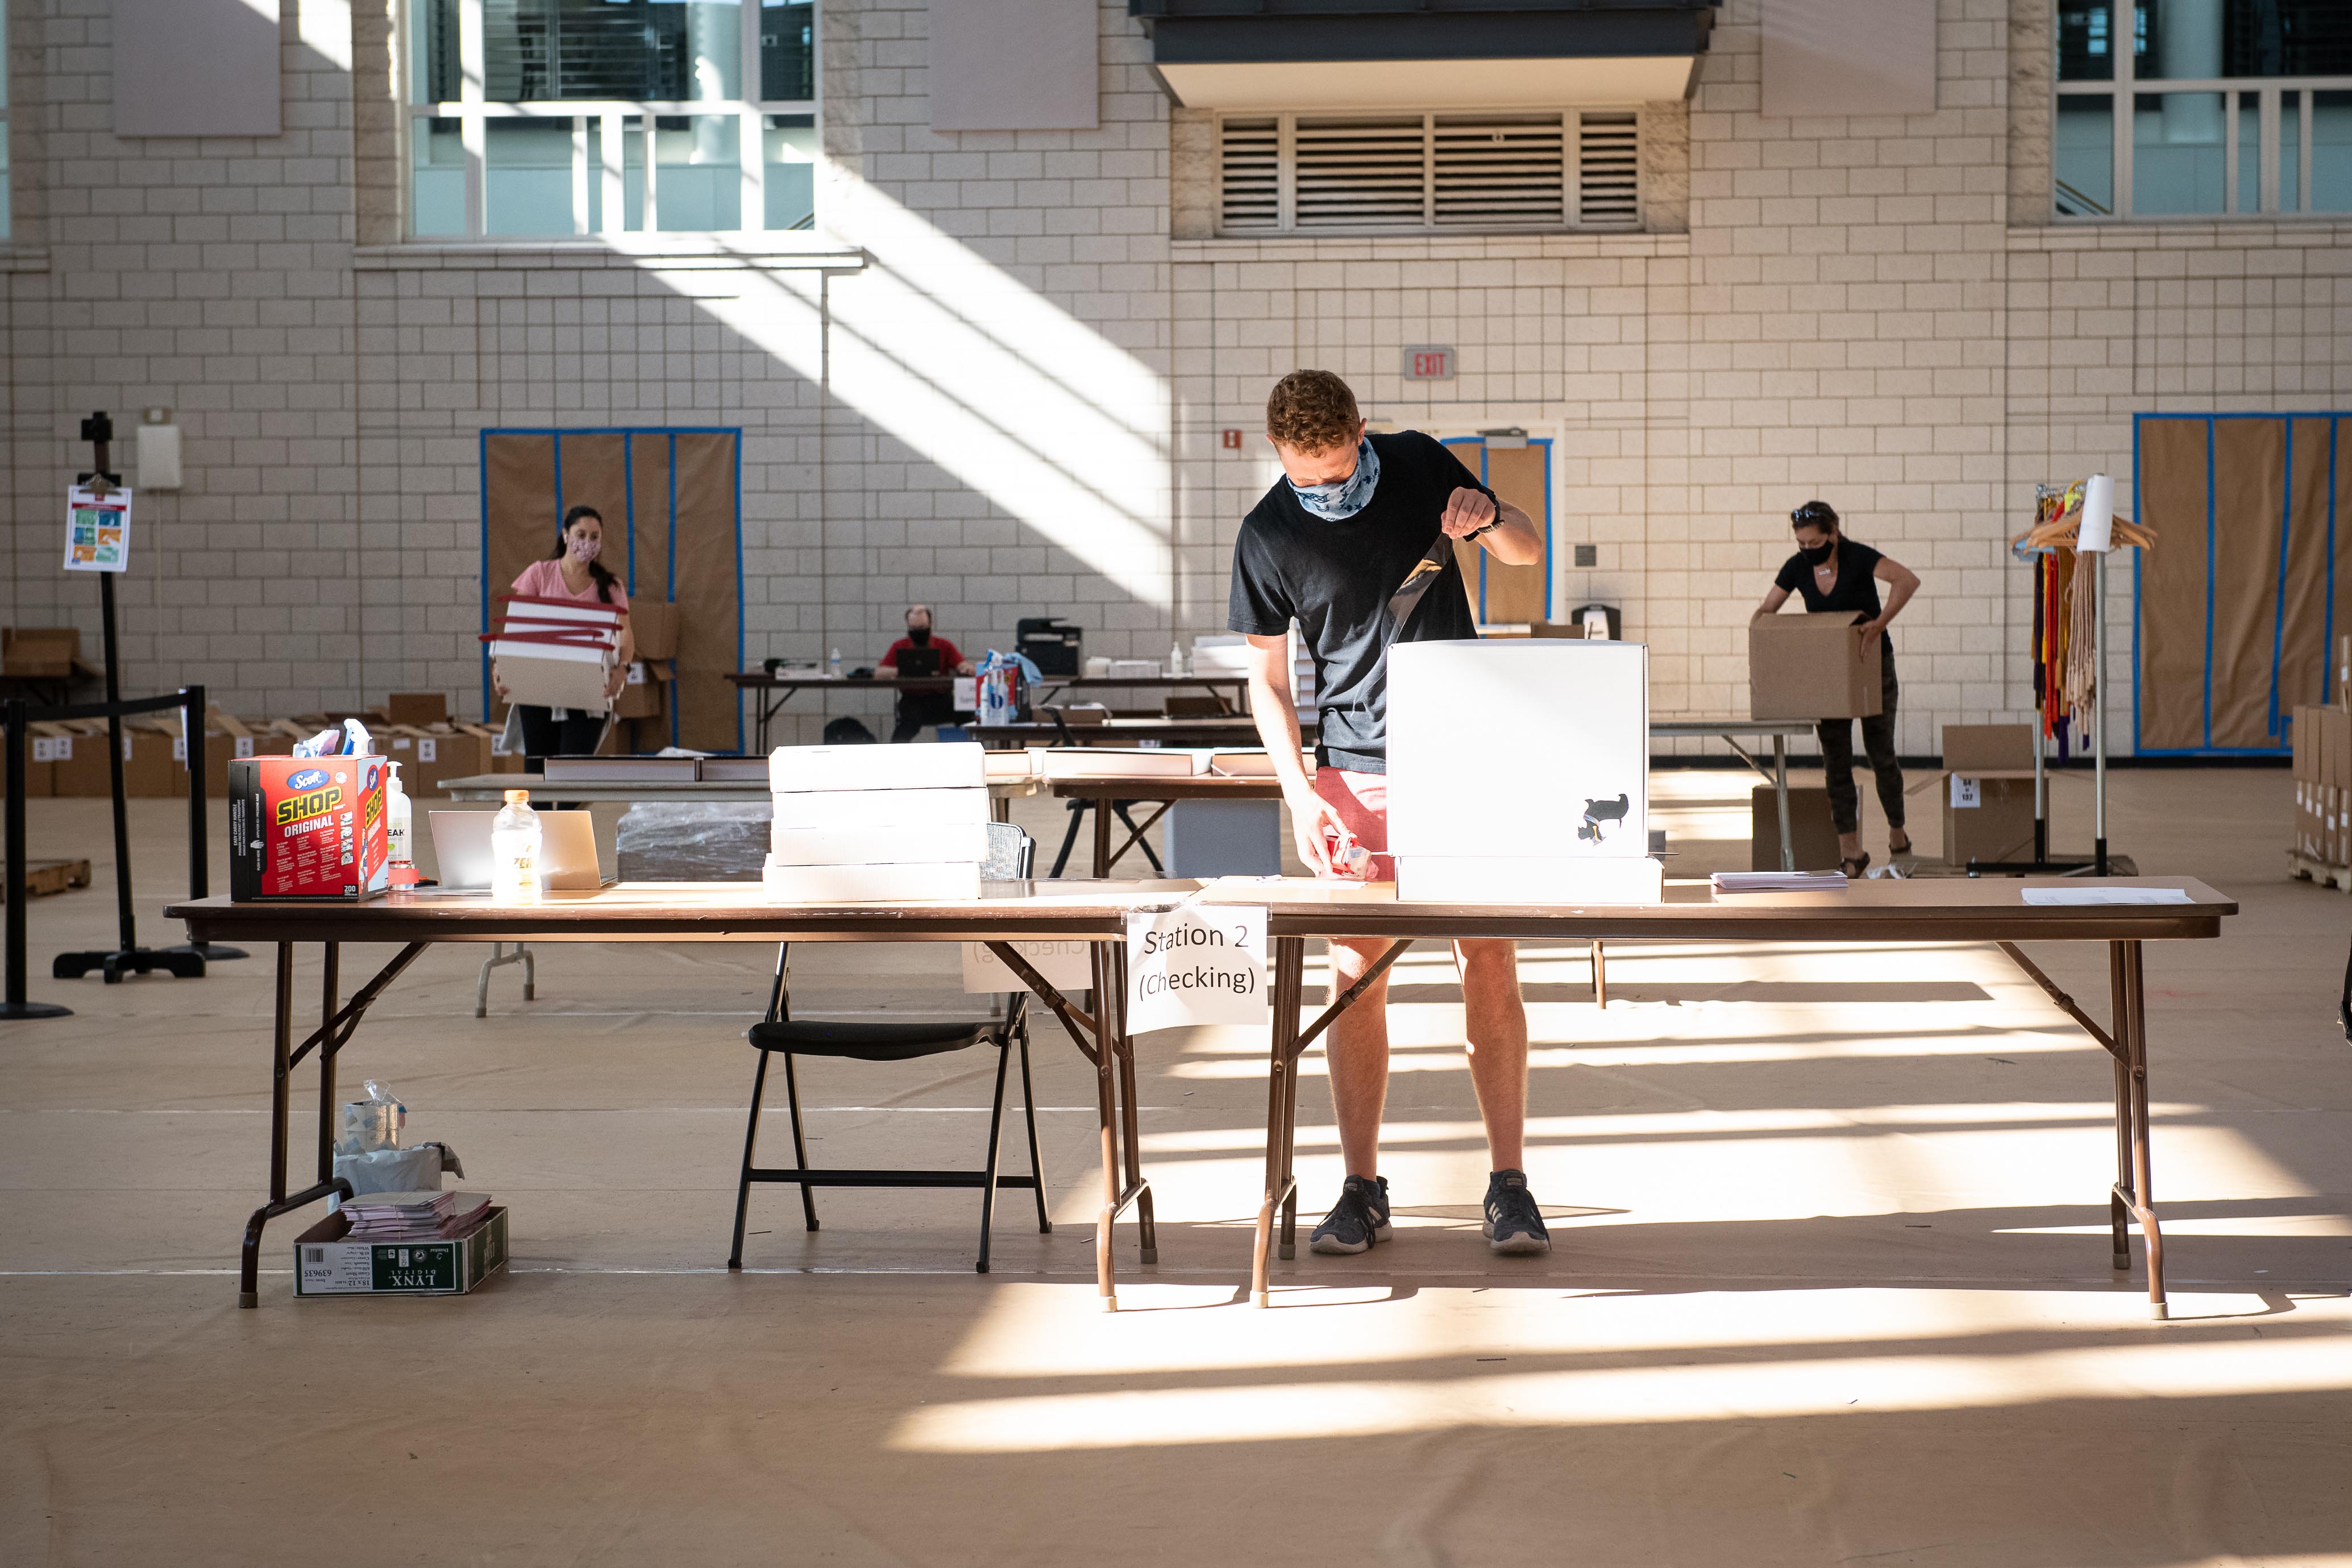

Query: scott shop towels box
<box><xmin>230</xmin><ymin>755</ymin><xmax>391</xmax><ymax>900</ymax></box>
<box><xmin>1386</xmin><ymin>639</ymin><xmax>1661</xmax><ymax>904</ymax></box>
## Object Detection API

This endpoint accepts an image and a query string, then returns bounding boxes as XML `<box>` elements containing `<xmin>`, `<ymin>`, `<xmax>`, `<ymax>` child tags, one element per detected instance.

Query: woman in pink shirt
<box><xmin>492</xmin><ymin>505</ymin><xmax>636</xmax><ymax>757</ymax></box>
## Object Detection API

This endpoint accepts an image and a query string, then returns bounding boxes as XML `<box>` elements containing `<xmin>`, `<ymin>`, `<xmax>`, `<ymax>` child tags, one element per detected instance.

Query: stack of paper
<box><xmin>1387</xmin><ymin>639</ymin><xmax>1663</xmax><ymax>905</ymax></box>
<box><xmin>765</xmin><ymin>742</ymin><xmax>989</xmax><ymax>901</ymax></box>
<box><xmin>1028</xmin><ymin>747</ymin><xmax>1210</xmax><ymax>780</ymax></box>
<box><xmin>1711</xmin><ymin>870</ymin><xmax>1850</xmax><ymax>893</ymax></box>
<box><xmin>341</xmin><ymin>1189</ymin><xmax>492</xmax><ymax>1240</ymax></box>
<box><xmin>480</xmin><ymin>593</ymin><xmax>626</xmax><ymax>713</ymax></box>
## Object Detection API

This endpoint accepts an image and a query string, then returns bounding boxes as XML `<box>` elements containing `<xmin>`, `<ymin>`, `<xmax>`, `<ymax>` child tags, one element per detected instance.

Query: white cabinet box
<box><xmin>769</xmin><ymin>821</ymin><xmax>991</xmax><ymax>866</ymax></box>
<box><xmin>1386</xmin><ymin>639</ymin><xmax>1649</xmax><ymax>859</ymax></box>
<box><xmin>761</xmin><ymin>860</ymin><xmax>984</xmax><ymax>903</ymax></box>
<box><xmin>767</xmin><ymin>787</ymin><xmax>989</xmax><ymax>829</ymax></box>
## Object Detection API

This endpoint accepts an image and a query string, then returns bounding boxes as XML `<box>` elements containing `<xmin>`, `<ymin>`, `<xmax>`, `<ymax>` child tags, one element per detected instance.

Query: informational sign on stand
<box><xmin>1124</xmin><ymin>904</ymin><xmax>1268</xmax><ymax>1033</ymax></box>
<box><xmin>64</xmin><ymin>485</ymin><xmax>132</xmax><ymax>572</ymax></box>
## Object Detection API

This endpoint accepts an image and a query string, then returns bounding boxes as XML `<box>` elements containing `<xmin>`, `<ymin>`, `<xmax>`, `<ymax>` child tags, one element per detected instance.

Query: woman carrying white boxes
<box><xmin>764</xmin><ymin>742</ymin><xmax>992</xmax><ymax>902</ymax></box>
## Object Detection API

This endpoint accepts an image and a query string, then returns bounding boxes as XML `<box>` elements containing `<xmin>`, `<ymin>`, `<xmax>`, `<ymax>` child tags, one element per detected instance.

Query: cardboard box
<box><xmin>2324</xmin><ymin>706</ymin><xmax>2352</xmax><ymax>798</ymax></box>
<box><xmin>494</xmin><ymin>651</ymin><xmax>614</xmax><ymax>714</ymax></box>
<box><xmin>768</xmin><ymin>821</ymin><xmax>991</xmax><ymax>866</ymax></box>
<box><xmin>768</xmin><ymin>742</ymin><xmax>987</xmax><ymax>794</ymax></box>
<box><xmin>156</xmin><ymin>709</ymin><xmax>256</xmax><ymax>800</ymax></box>
<box><xmin>761</xmin><ymin>860</ymin><xmax>984</xmax><ymax>903</ymax></box>
<box><xmin>767</xmin><ymin>787</ymin><xmax>990</xmax><ymax>830</ymax></box>
<box><xmin>229</xmin><ymin>754</ymin><xmax>391</xmax><ymax>900</ymax></box>
<box><xmin>1749</xmin><ymin>612</ymin><xmax>1883</xmax><ymax>721</ymax></box>
<box><xmin>385</xmin><ymin>692</ymin><xmax>450</xmax><ymax>727</ymax></box>
<box><xmin>1394</xmin><ymin>855</ymin><xmax>1663</xmax><ymax>905</ymax></box>
<box><xmin>613</xmin><ymin>659</ymin><xmax>672</xmax><ymax>720</ymax></box>
<box><xmin>294</xmin><ymin>1205</ymin><xmax>509</xmax><ymax>1299</ymax></box>
<box><xmin>2292</xmin><ymin>707</ymin><xmax>2322</xmax><ymax>858</ymax></box>
<box><xmin>3</xmin><ymin>627</ymin><xmax>82</xmax><ymax>677</ymax></box>
<box><xmin>47</xmin><ymin>722</ymin><xmax>106</xmax><ymax>796</ymax></box>
<box><xmin>47</xmin><ymin>720</ymin><xmax>180</xmax><ymax>797</ymax></box>
<box><xmin>1387</xmin><ymin>639</ymin><xmax>1649</xmax><ymax>862</ymax></box>
<box><xmin>1751</xmin><ymin>784</ymin><xmax>1841</xmax><ymax>871</ymax></box>
<box><xmin>11</xmin><ymin>720</ymin><xmax>62</xmax><ymax>797</ymax></box>
<box><xmin>628</xmin><ymin>600</ymin><xmax>679</xmax><ymax>660</ymax></box>
<box><xmin>379</xmin><ymin>726</ymin><xmax>491</xmax><ymax>798</ymax></box>
<box><xmin>1927</xmin><ymin>724</ymin><xmax>2038</xmax><ymax>868</ymax></box>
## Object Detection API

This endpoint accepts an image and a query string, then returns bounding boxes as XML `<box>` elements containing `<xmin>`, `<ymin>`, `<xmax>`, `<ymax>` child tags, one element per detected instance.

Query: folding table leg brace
<box><xmin>1252</xmin><ymin>935</ymin><xmax>1413</xmax><ymax>1308</ymax></box>
<box><xmin>985</xmin><ymin>940</ymin><xmax>1156</xmax><ymax>1310</ymax></box>
<box><xmin>238</xmin><ymin>940</ymin><xmax>429</xmax><ymax>1306</ymax></box>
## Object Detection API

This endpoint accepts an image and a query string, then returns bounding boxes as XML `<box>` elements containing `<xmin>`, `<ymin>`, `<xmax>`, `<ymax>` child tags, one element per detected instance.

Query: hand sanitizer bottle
<box><xmin>384</xmin><ymin>762</ymin><xmax>413</xmax><ymax>877</ymax></box>
<box><xmin>490</xmin><ymin>789</ymin><xmax>543</xmax><ymax>904</ymax></box>
<box><xmin>1167</xmin><ymin>642</ymin><xmax>1185</xmax><ymax>678</ymax></box>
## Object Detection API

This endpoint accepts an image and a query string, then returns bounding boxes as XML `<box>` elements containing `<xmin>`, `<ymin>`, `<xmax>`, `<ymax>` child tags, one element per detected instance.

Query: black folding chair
<box><xmin>726</xmin><ymin>822</ymin><xmax>1052</xmax><ymax>1274</ymax></box>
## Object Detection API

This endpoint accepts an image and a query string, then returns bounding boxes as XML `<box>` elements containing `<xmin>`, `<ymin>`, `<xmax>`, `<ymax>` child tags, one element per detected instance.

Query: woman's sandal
<box><xmin>1888</xmin><ymin>834</ymin><xmax>1914</xmax><ymax>858</ymax></box>
<box><xmin>1841</xmin><ymin>852</ymin><xmax>1871</xmax><ymax>878</ymax></box>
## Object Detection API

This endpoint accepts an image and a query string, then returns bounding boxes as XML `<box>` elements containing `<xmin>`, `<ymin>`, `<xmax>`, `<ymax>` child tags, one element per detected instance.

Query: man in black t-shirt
<box><xmin>1228</xmin><ymin>368</ymin><xmax>1557</xmax><ymax>1259</ymax></box>
<box><xmin>1752</xmin><ymin>500</ymin><xmax>1921</xmax><ymax>874</ymax></box>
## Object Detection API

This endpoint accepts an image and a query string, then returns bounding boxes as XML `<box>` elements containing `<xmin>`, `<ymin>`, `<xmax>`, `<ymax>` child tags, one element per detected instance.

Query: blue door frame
<box><xmin>2132</xmin><ymin>411</ymin><xmax>2343</xmax><ymax>757</ymax></box>
<box><xmin>1440</xmin><ymin>435</ymin><xmax>1554</xmax><ymax>622</ymax></box>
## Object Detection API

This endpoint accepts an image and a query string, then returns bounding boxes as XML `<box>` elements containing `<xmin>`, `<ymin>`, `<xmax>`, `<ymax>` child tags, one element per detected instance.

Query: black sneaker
<box><xmin>1483</xmin><ymin>1169</ymin><xmax>1551</xmax><ymax>1255</ymax></box>
<box><xmin>1309</xmin><ymin>1175</ymin><xmax>1393</xmax><ymax>1255</ymax></box>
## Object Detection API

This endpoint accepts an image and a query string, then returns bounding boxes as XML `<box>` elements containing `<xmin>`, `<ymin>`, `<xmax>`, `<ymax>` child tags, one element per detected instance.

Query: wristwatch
<box><xmin>1465</xmin><ymin>490</ymin><xmax>1503</xmax><ymax>541</ymax></box>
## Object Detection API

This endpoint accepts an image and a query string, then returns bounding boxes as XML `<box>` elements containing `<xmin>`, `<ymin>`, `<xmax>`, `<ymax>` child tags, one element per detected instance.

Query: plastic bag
<box><xmin>334</xmin><ymin>1142</ymin><xmax>464</xmax><ymax>1203</ymax></box>
<box><xmin>293</xmin><ymin>717</ymin><xmax>376</xmax><ymax>759</ymax></box>
<box><xmin>336</xmin><ymin>1079</ymin><xmax>407</xmax><ymax>1155</ymax></box>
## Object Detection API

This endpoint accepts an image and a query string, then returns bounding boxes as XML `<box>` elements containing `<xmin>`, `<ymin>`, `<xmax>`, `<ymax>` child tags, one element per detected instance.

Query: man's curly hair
<box><xmin>1264</xmin><ymin>370</ymin><xmax>1361</xmax><ymax>454</ymax></box>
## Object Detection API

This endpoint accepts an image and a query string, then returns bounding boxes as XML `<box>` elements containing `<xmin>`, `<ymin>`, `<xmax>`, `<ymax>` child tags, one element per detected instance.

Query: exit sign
<box><xmin>1404</xmin><ymin>346</ymin><xmax>1455</xmax><ymax>381</ymax></box>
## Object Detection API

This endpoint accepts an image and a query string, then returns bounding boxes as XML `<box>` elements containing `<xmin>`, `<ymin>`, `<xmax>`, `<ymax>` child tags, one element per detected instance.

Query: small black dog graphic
<box><xmin>1577</xmin><ymin>793</ymin><xmax>1630</xmax><ymax>844</ymax></box>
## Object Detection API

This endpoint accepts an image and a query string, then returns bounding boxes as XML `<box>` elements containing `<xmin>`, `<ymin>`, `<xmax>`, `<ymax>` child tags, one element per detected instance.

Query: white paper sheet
<box><xmin>2020</xmin><ymin>887</ymin><xmax>2192</xmax><ymax>905</ymax></box>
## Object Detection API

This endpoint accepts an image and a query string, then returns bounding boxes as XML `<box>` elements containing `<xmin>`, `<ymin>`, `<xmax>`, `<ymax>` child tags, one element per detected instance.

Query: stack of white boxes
<box><xmin>764</xmin><ymin>742</ymin><xmax>991</xmax><ymax>902</ymax></box>
<box><xmin>1386</xmin><ymin>639</ymin><xmax>1662</xmax><ymax>904</ymax></box>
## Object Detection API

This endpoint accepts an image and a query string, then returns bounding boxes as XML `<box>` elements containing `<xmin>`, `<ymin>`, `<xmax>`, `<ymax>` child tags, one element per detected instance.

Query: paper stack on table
<box><xmin>340</xmin><ymin>1189</ymin><xmax>491</xmax><ymax>1241</ymax></box>
<box><xmin>1712</xmin><ymin>870</ymin><xmax>1849</xmax><ymax>893</ymax></box>
<box><xmin>1386</xmin><ymin>639</ymin><xmax>1663</xmax><ymax>905</ymax></box>
<box><xmin>765</xmin><ymin>742</ymin><xmax>989</xmax><ymax>901</ymax></box>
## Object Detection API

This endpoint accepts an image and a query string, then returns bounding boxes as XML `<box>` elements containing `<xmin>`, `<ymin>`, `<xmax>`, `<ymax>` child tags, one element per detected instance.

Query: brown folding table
<box><xmin>1189</xmin><ymin>876</ymin><xmax>2237</xmax><ymax>1318</ymax></box>
<box><xmin>167</xmin><ymin>881</ymin><xmax>1195</xmax><ymax>1312</ymax></box>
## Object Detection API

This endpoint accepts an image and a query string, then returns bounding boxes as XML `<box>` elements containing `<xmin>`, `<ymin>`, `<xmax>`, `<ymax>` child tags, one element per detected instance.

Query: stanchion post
<box><xmin>3</xmin><ymin>697</ymin><xmax>72</xmax><ymax>1020</ymax></box>
<box><xmin>165</xmin><ymin>684</ymin><xmax>243</xmax><ymax>964</ymax></box>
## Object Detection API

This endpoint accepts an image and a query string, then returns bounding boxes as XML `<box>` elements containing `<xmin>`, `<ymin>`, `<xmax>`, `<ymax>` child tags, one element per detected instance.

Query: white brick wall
<box><xmin>6</xmin><ymin>0</ymin><xmax>2349</xmax><ymax>754</ymax></box>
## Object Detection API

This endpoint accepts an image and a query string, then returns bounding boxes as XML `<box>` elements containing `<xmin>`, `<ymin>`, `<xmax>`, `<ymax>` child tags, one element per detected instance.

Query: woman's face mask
<box><xmin>1797</xmin><ymin>534</ymin><xmax>1835</xmax><ymax>567</ymax></box>
<box><xmin>568</xmin><ymin>531</ymin><xmax>601</xmax><ymax>563</ymax></box>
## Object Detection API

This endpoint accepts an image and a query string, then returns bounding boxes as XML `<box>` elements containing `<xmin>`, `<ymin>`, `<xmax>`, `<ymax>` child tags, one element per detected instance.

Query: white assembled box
<box><xmin>769</xmin><ymin>821</ymin><xmax>991</xmax><ymax>866</ymax></box>
<box><xmin>767</xmin><ymin>787</ymin><xmax>990</xmax><ymax>829</ymax></box>
<box><xmin>1387</xmin><ymin>638</ymin><xmax>1656</xmax><ymax>904</ymax></box>
<box><xmin>769</xmin><ymin>741</ymin><xmax>986</xmax><ymax>793</ymax></box>
<box><xmin>762</xmin><ymin>860</ymin><xmax>984</xmax><ymax>903</ymax></box>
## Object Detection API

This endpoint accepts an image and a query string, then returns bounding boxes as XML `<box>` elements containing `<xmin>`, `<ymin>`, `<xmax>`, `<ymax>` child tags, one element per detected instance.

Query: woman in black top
<box><xmin>1752</xmin><ymin>500</ymin><xmax>1920</xmax><ymax>875</ymax></box>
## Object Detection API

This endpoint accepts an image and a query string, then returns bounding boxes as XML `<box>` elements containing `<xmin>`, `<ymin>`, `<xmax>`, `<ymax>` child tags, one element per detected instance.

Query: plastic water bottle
<box><xmin>490</xmin><ymin>789</ymin><xmax>543</xmax><ymax>904</ymax></box>
<box><xmin>1167</xmin><ymin>642</ymin><xmax>1185</xmax><ymax>678</ymax></box>
<box><xmin>828</xmin><ymin>647</ymin><xmax>842</xmax><ymax>679</ymax></box>
<box><xmin>384</xmin><ymin>762</ymin><xmax>413</xmax><ymax>870</ymax></box>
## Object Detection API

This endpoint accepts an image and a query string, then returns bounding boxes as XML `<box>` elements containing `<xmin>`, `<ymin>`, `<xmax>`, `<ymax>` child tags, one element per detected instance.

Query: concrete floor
<box><xmin>3</xmin><ymin>766</ymin><xmax>2350</xmax><ymax>1566</ymax></box>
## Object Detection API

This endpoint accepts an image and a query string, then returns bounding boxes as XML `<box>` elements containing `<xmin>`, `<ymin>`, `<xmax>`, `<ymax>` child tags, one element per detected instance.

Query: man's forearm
<box><xmin>1248</xmin><ymin>672</ymin><xmax>1315</xmax><ymax>798</ymax></box>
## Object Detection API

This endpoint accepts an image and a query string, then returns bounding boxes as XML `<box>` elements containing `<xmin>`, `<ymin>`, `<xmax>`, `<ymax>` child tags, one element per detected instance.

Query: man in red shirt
<box><xmin>878</xmin><ymin>604</ymin><xmax>976</xmax><ymax>742</ymax></box>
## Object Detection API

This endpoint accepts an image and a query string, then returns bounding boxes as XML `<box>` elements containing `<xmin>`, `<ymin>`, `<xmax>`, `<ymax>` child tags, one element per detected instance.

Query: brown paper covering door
<box><xmin>1443</xmin><ymin>438</ymin><xmax>1551</xmax><ymax>625</ymax></box>
<box><xmin>2135</xmin><ymin>420</ymin><xmax>2210</xmax><ymax>751</ymax></box>
<box><xmin>670</xmin><ymin>432</ymin><xmax>744</xmax><ymax>752</ymax></box>
<box><xmin>2279</xmin><ymin>418</ymin><xmax>2332</xmax><ymax>714</ymax></box>
<box><xmin>2208</xmin><ymin>419</ymin><xmax>2285</xmax><ymax>750</ymax></box>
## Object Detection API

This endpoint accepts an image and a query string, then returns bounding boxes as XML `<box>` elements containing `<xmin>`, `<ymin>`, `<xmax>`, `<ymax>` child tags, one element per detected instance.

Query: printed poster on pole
<box><xmin>64</xmin><ymin>485</ymin><xmax>132</xmax><ymax>572</ymax></box>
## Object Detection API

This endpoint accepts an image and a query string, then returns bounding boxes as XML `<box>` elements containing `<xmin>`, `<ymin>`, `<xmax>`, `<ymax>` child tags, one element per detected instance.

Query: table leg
<box><xmin>1774</xmin><ymin>734</ymin><xmax>1794</xmax><ymax>874</ymax></box>
<box><xmin>2108</xmin><ymin>939</ymin><xmax>2133</xmax><ymax>1272</ymax></box>
<box><xmin>1091</xmin><ymin>939</ymin><xmax>1123</xmax><ymax>1311</ymax></box>
<box><xmin>317</xmin><ymin>943</ymin><xmax>339</xmax><ymax>1183</ymax></box>
<box><xmin>1109</xmin><ymin>941</ymin><xmax>1156</xmax><ymax>1266</ymax></box>
<box><xmin>2117</xmin><ymin>939</ymin><xmax>2167</xmax><ymax>1319</ymax></box>
<box><xmin>1591</xmin><ymin>940</ymin><xmax>1607</xmax><ymax>1009</ymax></box>
<box><xmin>1253</xmin><ymin>936</ymin><xmax>1307</xmax><ymax>1307</ymax></box>
<box><xmin>239</xmin><ymin>942</ymin><xmax>344</xmax><ymax>1308</ymax></box>
<box><xmin>1092</xmin><ymin>797</ymin><xmax>1113</xmax><ymax>879</ymax></box>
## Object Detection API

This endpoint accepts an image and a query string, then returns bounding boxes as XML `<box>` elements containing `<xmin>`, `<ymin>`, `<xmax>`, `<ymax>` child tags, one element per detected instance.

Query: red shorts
<box><xmin>1312</xmin><ymin>767</ymin><xmax>1391</xmax><ymax>881</ymax></box>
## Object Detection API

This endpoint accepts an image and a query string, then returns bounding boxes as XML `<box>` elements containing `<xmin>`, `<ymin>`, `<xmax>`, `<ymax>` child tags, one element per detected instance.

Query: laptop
<box><xmin>894</xmin><ymin>645</ymin><xmax>944</xmax><ymax>679</ymax></box>
<box><xmin>427</xmin><ymin>809</ymin><xmax>610</xmax><ymax>892</ymax></box>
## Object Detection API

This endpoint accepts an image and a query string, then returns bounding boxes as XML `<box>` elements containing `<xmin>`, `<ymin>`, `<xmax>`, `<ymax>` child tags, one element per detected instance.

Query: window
<box><xmin>2055</xmin><ymin>2</ymin><xmax>2352</xmax><ymax>219</ymax></box>
<box><xmin>1215</xmin><ymin>111</ymin><xmax>1640</xmax><ymax>236</ymax></box>
<box><xmin>407</xmin><ymin>0</ymin><xmax>817</xmax><ymax>240</ymax></box>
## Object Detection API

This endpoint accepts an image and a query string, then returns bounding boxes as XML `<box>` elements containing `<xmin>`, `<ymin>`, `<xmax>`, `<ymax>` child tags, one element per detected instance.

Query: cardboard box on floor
<box><xmin>614</xmin><ymin>659</ymin><xmax>672</xmax><ymax>721</ymax></box>
<box><xmin>2324</xmin><ymin>707</ymin><xmax>2352</xmax><ymax>864</ymax></box>
<box><xmin>1751</xmin><ymin>784</ymin><xmax>1842</xmax><ymax>871</ymax></box>
<box><xmin>385</xmin><ymin>692</ymin><xmax>450</xmax><ymax>727</ymax></box>
<box><xmin>1920</xmin><ymin>724</ymin><xmax>2038</xmax><ymax>867</ymax></box>
<box><xmin>49</xmin><ymin>718</ymin><xmax>180</xmax><ymax>797</ymax></box>
<box><xmin>380</xmin><ymin>725</ymin><xmax>495</xmax><ymax>797</ymax></box>
<box><xmin>1750</xmin><ymin>612</ymin><xmax>1882</xmax><ymax>721</ymax></box>
<box><xmin>2291</xmin><ymin>706</ymin><xmax>2322</xmax><ymax>860</ymax></box>
<box><xmin>2</xmin><ymin>626</ymin><xmax>82</xmax><ymax>677</ymax></box>
<box><xmin>156</xmin><ymin>709</ymin><xmax>259</xmax><ymax>800</ymax></box>
<box><xmin>14</xmin><ymin>721</ymin><xmax>67</xmax><ymax>796</ymax></box>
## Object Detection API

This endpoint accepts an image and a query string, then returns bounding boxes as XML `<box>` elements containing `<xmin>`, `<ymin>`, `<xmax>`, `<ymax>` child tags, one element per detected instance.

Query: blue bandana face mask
<box><xmin>1287</xmin><ymin>438</ymin><xmax>1381</xmax><ymax>521</ymax></box>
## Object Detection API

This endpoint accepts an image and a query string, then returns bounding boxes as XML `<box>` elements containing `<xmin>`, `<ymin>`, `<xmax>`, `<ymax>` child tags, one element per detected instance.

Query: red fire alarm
<box><xmin>1220</xmin><ymin>429</ymin><xmax>1243</xmax><ymax>450</ymax></box>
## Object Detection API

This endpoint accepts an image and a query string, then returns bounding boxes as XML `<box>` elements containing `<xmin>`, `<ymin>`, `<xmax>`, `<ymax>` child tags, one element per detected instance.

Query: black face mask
<box><xmin>908</xmin><ymin>625</ymin><xmax>932</xmax><ymax>646</ymax></box>
<box><xmin>1799</xmin><ymin>539</ymin><xmax>1836</xmax><ymax>568</ymax></box>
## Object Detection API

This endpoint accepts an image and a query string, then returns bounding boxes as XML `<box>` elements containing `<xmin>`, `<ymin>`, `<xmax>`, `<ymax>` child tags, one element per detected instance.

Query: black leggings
<box><xmin>1817</xmin><ymin>655</ymin><xmax>1904</xmax><ymax>836</ymax></box>
<box><xmin>516</xmin><ymin>705</ymin><xmax>607</xmax><ymax>758</ymax></box>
